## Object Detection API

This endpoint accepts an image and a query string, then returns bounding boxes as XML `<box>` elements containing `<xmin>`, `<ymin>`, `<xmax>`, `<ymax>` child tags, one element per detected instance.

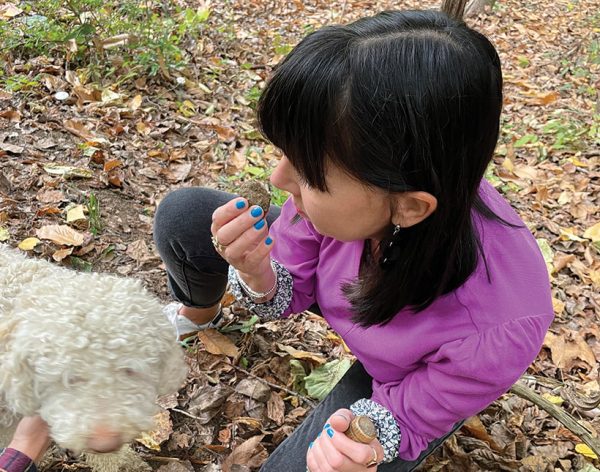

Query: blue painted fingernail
<box><xmin>324</xmin><ymin>423</ymin><xmax>331</xmax><ymax>429</ymax></box>
<box><xmin>236</xmin><ymin>200</ymin><xmax>246</xmax><ymax>209</ymax></box>
<box><xmin>317</xmin><ymin>432</ymin><xmax>322</xmax><ymax>438</ymax></box>
<box><xmin>254</xmin><ymin>219</ymin><xmax>265</xmax><ymax>230</ymax></box>
<box><xmin>250</xmin><ymin>206</ymin><xmax>263</xmax><ymax>217</ymax></box>
<box><xmin>326</xmin><ymin>428</ymin><xmax>334</xmax><ymax>438</ymax></box>
<box><xmin>265</xmin><ymin>236</ymin><xmax>273</xmax><ymax>245</ymax></box>
<box><xmin>309</xmin><ymin>441</ymin><xmax>314</xmax><ymax>449</ymax></box>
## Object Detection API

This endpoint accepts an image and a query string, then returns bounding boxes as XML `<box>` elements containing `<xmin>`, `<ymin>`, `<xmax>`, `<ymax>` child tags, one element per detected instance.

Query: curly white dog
<box><xmin>0</xmin><ymin>244</ymin><xmax>187</xmax><ymax>455</ymax></box>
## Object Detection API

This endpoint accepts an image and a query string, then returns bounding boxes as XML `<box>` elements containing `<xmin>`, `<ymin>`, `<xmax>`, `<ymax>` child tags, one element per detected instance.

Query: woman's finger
<box><xmin>324</xmin><ymin>410</ymin><xmax>383</xmax><ymax>467</ymax></box>
<box><xmin>317</xmin><ymin>423</ymin><xmax>357</xmax><ymax>470</ymax></box>
<box><xmin>212</xmin><ymin>205</ymin><xmax>265</xmax><ymax>247</ymax></box>
<box><xmin>308</xmin><ymin>430</ymin><xmax>329</xmax><ymax>472</ymax></box>
<box><xmin>211</xmin><ymin>197</ymin><xmax>248</xmax><ymax>229</ymax></box>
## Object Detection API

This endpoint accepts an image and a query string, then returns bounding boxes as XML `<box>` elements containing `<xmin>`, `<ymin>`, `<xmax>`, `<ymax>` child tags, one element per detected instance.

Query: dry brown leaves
<box><xmin>0</xmin><ymin>0</ymin><xmax>598</xmax><ymax>470</ymax></box>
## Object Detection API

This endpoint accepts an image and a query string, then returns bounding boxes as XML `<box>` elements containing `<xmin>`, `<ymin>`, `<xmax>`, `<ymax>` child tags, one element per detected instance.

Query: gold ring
<box><xmin>365</xmin><ymin>446</ymin><xmax>378</xmax><ymax>468</ymax></box>
<box><xmin>211</xmin><ymin>235</ymin><xmax>227</xmax><ymax>252</ymax></box>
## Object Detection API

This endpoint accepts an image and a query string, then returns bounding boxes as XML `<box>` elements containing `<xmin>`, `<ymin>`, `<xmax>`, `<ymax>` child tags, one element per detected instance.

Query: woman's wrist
<box><xmin>7</xmin><ymin>416</ymin><xmax>51</xmax><ymax>464</ymax></box>
<box><xmin>6</xmin><ymin>438</ymin><xmax>47</xmax><ymax>464</ymax></box>
<box><xmin>236</xmin><ymin>260</ymin><xmax>277</xmax><ymax>302</ymax></box>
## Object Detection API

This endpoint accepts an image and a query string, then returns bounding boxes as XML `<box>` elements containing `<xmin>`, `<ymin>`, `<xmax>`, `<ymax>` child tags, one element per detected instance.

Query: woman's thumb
<box><xmin>329</xmin><ymin>408</ymin><xmax>354</xmax><ymax>432</ymax></box>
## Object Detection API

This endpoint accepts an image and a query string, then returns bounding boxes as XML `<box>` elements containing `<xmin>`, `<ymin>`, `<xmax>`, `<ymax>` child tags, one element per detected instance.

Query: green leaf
<box><xmin>196</xmin><ymin>8</ymin><xmax>210</xmax><ymax>22</ymax></box>
<box><xmin>304</xmin><ymin>358</ymin><xmax>353</xmax><ymax>401</ymax></box>
<box><xmin>536</xmin><ymin>238</ymin><xmax>554</xmax><ymax>264</ymax></box>
<box><xmin>221</xmin><ymin>315</ymin><xmax>259</xmax><ymax>333</ymax></box>
<box><xmin>289</xmin><ymin>359</ymin><xmax>308</xmax><ymax>395</ymax></box>
<box><xmin>69</xmin><ymin>256</ymin><xmax>93</xmax><ymax>272</ymax></box>
<box><xmin>514</xmin><ymin>134</ymin><xmax>538</xmax><ymax>147</ymax></box>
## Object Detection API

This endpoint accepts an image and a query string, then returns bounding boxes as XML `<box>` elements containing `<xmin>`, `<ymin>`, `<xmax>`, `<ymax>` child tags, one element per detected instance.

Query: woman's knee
<box><xmin>154</xmin><ymin>187</ymin><xmax>230</xmax><ymax>248</ymax></box>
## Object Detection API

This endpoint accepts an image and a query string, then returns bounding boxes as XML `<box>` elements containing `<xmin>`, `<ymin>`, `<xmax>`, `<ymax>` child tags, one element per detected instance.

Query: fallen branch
<box><xmin>510</xmin><ymin>382</ymin><xmax>600</xmax><ymax>457</ymax></box>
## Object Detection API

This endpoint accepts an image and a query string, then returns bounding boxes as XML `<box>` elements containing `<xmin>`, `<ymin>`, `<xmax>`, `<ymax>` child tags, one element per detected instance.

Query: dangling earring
<box><xmin>379</xmin><ymin>224</ymin><xmax>401</xmax><ymax>269</ymax></box>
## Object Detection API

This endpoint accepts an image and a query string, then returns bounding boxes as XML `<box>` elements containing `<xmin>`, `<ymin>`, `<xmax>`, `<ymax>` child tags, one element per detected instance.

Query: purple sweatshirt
<box><xmin>266</xmin><ymin>180</ymin><xmax>553</xmax><ymax>460</ymax></box>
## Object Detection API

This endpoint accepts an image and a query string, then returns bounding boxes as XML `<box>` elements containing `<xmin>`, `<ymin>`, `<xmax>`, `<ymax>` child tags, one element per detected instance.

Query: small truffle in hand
<box><xmin>237</xmin><ymin>181</ymin><xmax>271</xmax><ymax>214</ymax></box>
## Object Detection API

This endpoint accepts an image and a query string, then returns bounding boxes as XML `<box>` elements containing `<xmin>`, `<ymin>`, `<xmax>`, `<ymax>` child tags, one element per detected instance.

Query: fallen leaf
<box><xmin>276</xmin><ymin>344</ymin><xmax>326</xmax><ymax>364</ymax></box>
<box><xmin>583</xmin><ymin>222</ymin><xmax>600</xmax><ymax>242</ymax></box>
<box><xmin>178</xmin><ymin>99</ymin><xmax>197</xmax><ymax>117</ymax></box>
<box><xmin>64</xmin><ymin>119</ymin><xmax>107</xmax><ymax>143</ymax></box>
<box><xmin>52</xmin><ymin>247</ymin><xmax>73</xmax><ymax>262</ymax></box>
<box><xmin>235</xmin><ymin>378</ymin><xmax>270</xmax><ymax>402</ymax></box>
<box><xmin>103</xmin><ymin>159</ymin><xmax>122</xmax><ymax>172</ymax></box>
<box><xmin>536</xmin><ymin>238</ymin><xmax>554</xmax><ymax>275</ymax></box>
<box><xmin>229</xmin><ymin>150</ymin><xmax>247</xmax><ymax>171</ymax></box>
<box><xmin>107</xmin><ymin>168</ymin><xmax>124</xmax><ymax>187</ymax></box>
<box><xmin>0</xmin><ymin>142</ymin><xmax>24</xmax><ymax>154</ymax></box>
<box><xmin>43</xmin><ymin>164</ymin><xmax>94</xmax><ymax>179</ymax></box>
<box><xmin>0</xmin><ymin>3</ymin><xmax>23</xmax><ymax>20</ymax></box>
<box><xmin>304</xmin><ymin>358</ymin><xmax>353</xmax><ymax>400</ymax></box>
<box><xmin>197</xmin><ymin>329</ymin><xmax>240</xmax><ymax>358</ymax></box>
<box><xmin>525</xmin><ymin>90</ymin><xmax>560</xmax><ymax>106</ymax></box>
<box><xmin>66</xmin><ymin>205</ymin><xmax>86</xmax><ymax>223</ymax></box>
<box><xmin>552</xmin><ymin>297</ymin><xmax>565</xmax><ymax>315</ymax></box>
<box><xmin>136</xmin><ymin>411</ymin><xmax>174</xmax><ymax>451</ymax></box>
<box><xmin>0</xmin><ymin>109</ymin><xmax>21</xmax><ymax>122</ymax></box>
<box><xmin>126</xmin><ymin>239</ymin><xmax>154</xmax><ymax>262</ymax></box>
<box><xmin>101</xmin><ymin>89</ymin><xmax>122</xmax><ymax>105</ymax></box>
<box><xmin>267</xmin><ymin>392</ymin><xmax>285</xmax><ymax>426</ymax></box>
<box><xmin>72</xmin><ymin>85</ymin><xmax>101</xmax><ymax>105</ymax></box>
<box><xmin>36</xmin><ymin>224</ymin><xmax>85</xmax><ymax>246</ymax></box>
<box><xmin>0</xmin><ymin>226</ymin><xmax>10</xmax><ymax>242</ymax></box>
<box><xmin>35</xmin><ymin>138</ymin><xmax>57</xmax><ymax>150</ymax></box>
<box><xmin>161</xmin><ymin>162</ymin><xmax>192</xmax><ymax>183</ymax></box>
<box><xmin>544</xmin><ymin>330</ymin><xmax>596</xmax><ymax>371</ymax></box>
<box><xmin>222</xmin><ymin>435</ymin><xmax>266</xmax><ymax>472</ymax></box>
<box><xmin>136</xmin><ymin>121</ymin><xmax>152</xmax><ymax>135</ymax></box>
<box><xmin>130</xmin><ymin>94</ymin><xmax>143</xmax><ymax>111</ymax></box>
<box><xmin>36</xmin><ymin>189</ymin><xmax>65</xmax><ymax>204</ymax></box>
<box><xmin>542</xmin><ymin>393</ymin><xmax>564</xmax><ymax>405</ymax></box>
<box><xmin>575</xmin><ymin>443</ymin><xmax>598</xmax><ymax>460</ymax></box>
<box><xmin>18</xmin><ymin>237</ymin><xmax>40</xmax><ymax>251</ymax></box>
<box><xmin>101</xmin><ymin>34</ymin><xmax>131</xmax><ymax>49</ymax></box>
<box><xmin>461</xmin><ymin>416</ymin><xmax>502</xmax><ymax>451</ymax></box>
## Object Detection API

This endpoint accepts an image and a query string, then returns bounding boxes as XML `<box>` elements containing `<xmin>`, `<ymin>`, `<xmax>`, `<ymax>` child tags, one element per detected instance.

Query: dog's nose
<box><xmin>86</xmin><ymin>427</ymin><xmax>123</xmax><ymax>453</ymax></box>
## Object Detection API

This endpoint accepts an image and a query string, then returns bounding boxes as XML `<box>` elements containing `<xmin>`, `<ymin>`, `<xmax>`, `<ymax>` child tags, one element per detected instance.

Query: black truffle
<box><xmin>237</xmin><ymin>181</ymin><xmax>271</xmax><ymax>214</ymax></box>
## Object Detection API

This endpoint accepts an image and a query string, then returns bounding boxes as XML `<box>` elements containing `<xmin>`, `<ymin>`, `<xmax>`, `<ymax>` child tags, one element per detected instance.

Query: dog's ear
<box><xmin>0</xmin><ymin>337</ymin><xmax>40</xmax><ymax>417</ymax></box>
<box><xmin>157</xmin><ymin>346</ymin><xmax>188</xmax><ymax>396</ymax></box>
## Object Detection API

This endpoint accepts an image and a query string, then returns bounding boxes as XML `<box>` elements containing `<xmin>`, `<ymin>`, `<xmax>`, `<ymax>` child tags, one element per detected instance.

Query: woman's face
<box><xmin>270</xmin><ymin>156</ymin><xmax>393</xmax><ymax>242</ymax></box>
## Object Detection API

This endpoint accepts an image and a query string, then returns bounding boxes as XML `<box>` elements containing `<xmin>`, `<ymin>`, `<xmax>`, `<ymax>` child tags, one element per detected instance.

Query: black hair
<box><xmin>258</xmin><ymin>10</ymin><xmax>506</xmax><ymax>326</ymax></box>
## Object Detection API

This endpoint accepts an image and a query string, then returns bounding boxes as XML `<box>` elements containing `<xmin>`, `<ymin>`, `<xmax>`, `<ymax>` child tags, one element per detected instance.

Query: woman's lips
<box><xmin>293</xmin><ymin>203</ymin><xmax>306</xmax><ymax>218</ymax></box>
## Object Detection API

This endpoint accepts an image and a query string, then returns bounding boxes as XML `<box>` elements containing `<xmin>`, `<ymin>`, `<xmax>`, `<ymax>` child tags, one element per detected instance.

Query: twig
<box><xmin>510</xmin><ymin>382</ymin><xmax>600</xmax><ymax>457</ymax></box>
<box><xmin>171</xmin><ymin>407</ymin><xmax>204</xmax><ymax>421</ymax></box>
<box><xmin>230</xmin><ymin>363</ymin><xmax>317</xmax><ymax>407</ymax></box>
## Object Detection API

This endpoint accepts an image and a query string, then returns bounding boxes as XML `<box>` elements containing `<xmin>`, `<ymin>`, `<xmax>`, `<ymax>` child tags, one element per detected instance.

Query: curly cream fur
<box><xmin>0</xmin><ymin>244</ymin><xmax>188</xmax><ymax>453</ymax></box>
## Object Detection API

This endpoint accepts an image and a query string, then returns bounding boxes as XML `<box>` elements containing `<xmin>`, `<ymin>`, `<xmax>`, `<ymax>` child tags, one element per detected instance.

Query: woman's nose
<box><xmin>270</xmin><ymin>156</ymin><xmax>297</xmax><ymax>193</ymax></box>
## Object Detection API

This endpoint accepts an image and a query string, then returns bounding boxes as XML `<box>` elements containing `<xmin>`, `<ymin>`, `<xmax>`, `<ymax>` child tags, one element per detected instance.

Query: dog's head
<box><xmin>1</xmin><ymin>270</ymin><xmax>187</xmax><ymax>452</ymax></box>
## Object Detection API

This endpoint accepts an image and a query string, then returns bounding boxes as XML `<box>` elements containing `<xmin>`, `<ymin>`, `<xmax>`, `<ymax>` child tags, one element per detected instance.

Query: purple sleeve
<box><xmin>0</xmin><ymin>448</ymin><xmax>38</xmax><ymax>472</ymax></box>
<box><xmin>371</xmin><ymin>313</ymin><xmax>552</xmax><ymax>460</ymax></box>
<box><xmin>270</xmin><ymin>198</ymin><xmax>323</xmax><ymax>317</ymax></box>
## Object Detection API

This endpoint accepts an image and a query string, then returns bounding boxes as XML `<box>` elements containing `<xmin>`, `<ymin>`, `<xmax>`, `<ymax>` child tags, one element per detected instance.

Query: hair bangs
<box><xmin>257</xmin><ymin>27</ymin><xmax>355</xmax><ymax>192</ymax></box>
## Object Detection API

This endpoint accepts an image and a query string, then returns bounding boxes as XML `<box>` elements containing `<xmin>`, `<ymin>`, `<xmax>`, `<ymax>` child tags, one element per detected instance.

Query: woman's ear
<box><xmin>391</xmin><ymin>191</ymin><xmax>437</xmax><ymax>228</ymax></box>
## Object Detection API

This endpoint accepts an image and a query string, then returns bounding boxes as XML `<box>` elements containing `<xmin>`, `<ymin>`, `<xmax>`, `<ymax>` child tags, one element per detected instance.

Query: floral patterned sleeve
<box><xmin>228</xmin><ymin>259</ymin><xmax>293</xmax><ymax>320</ymax></box>
<box><xmin>350</xmin><ymin>399</ymin><xmax>402</xmax><ymax>463</ymax></box>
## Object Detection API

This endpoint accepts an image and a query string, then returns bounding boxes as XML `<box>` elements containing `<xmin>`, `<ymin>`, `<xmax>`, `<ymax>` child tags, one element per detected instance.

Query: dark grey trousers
<box><xmin>154</xmin><ymin>187</ymin><xmax>461</xmax><ymax>471</ymax></box>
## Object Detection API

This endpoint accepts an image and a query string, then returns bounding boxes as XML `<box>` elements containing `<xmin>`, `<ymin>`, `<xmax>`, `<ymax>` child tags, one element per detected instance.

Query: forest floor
<box><xmin>0</xmin><ymin>0</ymin><xmax>598</xmax><ymax>471</ymax></box>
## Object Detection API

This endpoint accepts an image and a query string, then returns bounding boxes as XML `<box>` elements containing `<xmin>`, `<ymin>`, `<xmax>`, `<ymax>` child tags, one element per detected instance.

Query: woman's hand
<box><xmin>211</xmin><ymin>197</ymin><xmax>273</xmax><ymax>281</ymax></box>
<box><xmin>306</xmin><ymin>409</ymin><xmax>383</xmax><ymax>472</ymax></box>
<box><xmin>7</xmin><ymin>416</ymin><xmax>51</xmax><ymax>463</ymax></box>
